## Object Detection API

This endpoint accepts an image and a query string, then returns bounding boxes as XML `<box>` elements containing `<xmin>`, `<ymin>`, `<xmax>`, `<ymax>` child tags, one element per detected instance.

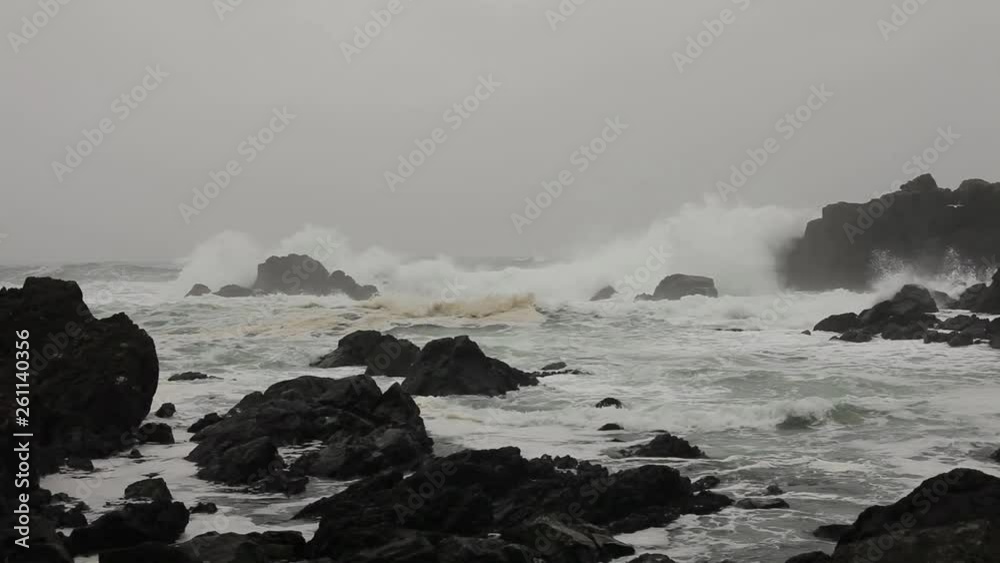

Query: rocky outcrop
<box><xmin>68</xmin><ymin>500</ymin><xmax>189</xmax><ymax>556</ymax></box>
<box><xmin>329</xmin><ymin>269</ymin><xmax>379</xmax><ymax>300</ymax></box>
<box><xmin>179</xmin><ymin>531</ymin><xmax>306</xmax><ymax>563</ymax></box>
<box><xmin>296</xmin><ymin>447</ymin><xmax>732</xmax><ymax>561</ymax></box>
<box><xmin>184</xmin><ymin>283</ymin><xmax>211</xmax><ymax>297</ymax></box>
<box><xmin>249</xmin><ymin>254</ymin><xmax>378</xmax><ymax>299</ymax></box>
<box><xmin>829</xmin><ymin>468</ymin><xmax>1000</xmax><ymax>562</ymax></box>
<box><xmin>620</xmin><ymin>433</ymin><xmax>706</xmax><ymax>459</ymax></box>
<box><xmin>400</xmin><ymin>336</ymin><xmax>538</xmax><ymax>397</ymax></box>
<box><xmin>780</xmin><ymin>175</ymin><xmax>1000</xmax><ymax>290</ymax></box>
<box><xmin>311</xmin><ymin>330</ymin><xmax>419</xmax><ymax>376</ymax></box>
<box><xmin>0</xmin><ymin>277</ymin><xmax>159</xmax><ymax>462</ymax></box>
<box><xmin>813</xmin><ymin>312</ymin><xmax>860</xmax><ymax>333</ymax></box>
<box><xmin>636</xmin><ymin>274</ymin><xmax>718</xmax><ymax>301</ymax></box>
<box><xmin>214</xmin><ymin>284</ymin><xmax>254</xmax><ymax>297</ymax></box>
<box><xmin>969</xmin><ymin>268</ymin><xmax>1000</xmax><ymax>313</ymax></box>
<box><xmin>187</xmin><ymin>375</ymin><xmax>432</xmax><ymax>491</ymax></box>
<box><xmin>590</xmin><ymin>285</ymin><xmax>616</xmax><ymax>301</ymax></box>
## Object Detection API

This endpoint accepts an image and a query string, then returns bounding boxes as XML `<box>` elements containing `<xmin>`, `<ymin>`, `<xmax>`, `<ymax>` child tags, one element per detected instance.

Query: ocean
<box><xmin>4</xmin><ymin>206</ymin><xmax>998</xmax><ymax>562</ymax></box>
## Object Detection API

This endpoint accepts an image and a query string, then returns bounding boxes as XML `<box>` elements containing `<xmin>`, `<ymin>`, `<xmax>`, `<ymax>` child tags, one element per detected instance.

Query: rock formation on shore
<box><xmin>400</xmin><ymin>335</ymin><xmax>539</xmax><ymax>396</ymax></box>
<box><xmin>188</xmin><ymin>253</ymin><xmax>379</xmax><ymax>299</ymax></box>
<box><xmin>636</xmin><ymin>274</ymin><xmax>718</xmax><ymax>301</ymax></box>
<box><xmin>311</xmin><ymin>329</ymin><xmax>419</xmax><ymax>376</ymax></box>
<box><xmin>781</xmin><ymin>175</ymin><xmax>1000</xmax><ymax>291</ymax></box>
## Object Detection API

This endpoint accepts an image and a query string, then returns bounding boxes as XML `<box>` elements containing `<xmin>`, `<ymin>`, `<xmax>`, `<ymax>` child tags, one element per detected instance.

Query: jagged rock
<box><xmin>971</xmin><ymin>269</ymin><xmax>1000</xmax><ymax>313</ymax></box>
<box><xmin>214</xmin><ymin>284</ymin><xmax>254</xmax><ymax>297</ymax></box>
<box><xmin>69</xmin><ymin>501</ymin><xmax>189</xmax><ymax>555</ymax></box>
<box><xmin>620</xmin><ymin>433</ymin><xmax>706</xmax><ymax>459</ymax></box>
<box><xmin>595</xmin><ymin>397</ymin><xmax>623</xmax><ymax>408</ymax></box>
<box><xmin>781</xmin><ymin>175</ymin><xmax>1000</xmax><ymax>290</ymax></box>
<box><xmin>311</xmin><ymin>330</ymin><xmax>419</xmax><ymax>376</ymax></box>
<box><xmin>253</xmin><ymin>254</ymin><xmax>332</xmax><ymax>295</ymax></box>
<box><xmin>590</xmin><ymin>285</ymin><xmax>616</xmax><ymax>301</ymax></box>
<box><xmin>124</xmin><ymin>478</ymin><xmax>173</xmax><ymax>503</ymax></box>
<box><xmin>184</xmin><ymin>284</ymin><xmax>211</xmax><ymax>297</ymax></box>
<box><xmin>0</xmin><ymin>277</ymin><xmax>159</xmax><ymax>464</ymax></box>
<box><xmin>400</xmin><ymin>336</ymin><xmax>537</xmax><ymax>397</ymax></box>
<box><xmin>830</xmin><ymin>468</ymin><xmax>1000</xmax><ymax>562</ymax></box>
<box><xmin>187</xmin><ymin>412</ymin><xmax>222</xmax><ymax>433</ymax></box>
<box><xmin>329</xmin><ymin>269</ymin><xmax>379</xmax><ymax>300</ymax></box>
<box><xmin>957</xmin><ymin>283</ymin><xmax>988</xmax><ymax>310</ymax></box>
<box><xmin>814</xmin><ymin>312</ymin><xmax>860</xmax><ymax>333</ymax></box>
<box><xmin>154</xmin><ymin>403</ymin><xmax>175</xmax><ymax>418</ymax></box>
<box><xmin>641</xmin><ymin>274</ymin><xmax>718</xmax><ymax>301</ymax></box>
<box><xmin>187</xmin><ymin>375</ymin><xmax>431</xmax><ymax>489</ymax></box>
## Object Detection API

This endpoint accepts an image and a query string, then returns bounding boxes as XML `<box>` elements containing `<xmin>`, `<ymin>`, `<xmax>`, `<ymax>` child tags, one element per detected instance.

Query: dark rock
<box><xmin>595</xmin><ymin>397</ymin><xmax>623</xmax><ymax>408</ymax></box>
<box><xmin>400</xmin><ymin>336</ymin><xmax>537</xmax><ymax>397</ymax></box>
<box><xmin>329</xmin><ymin>269</ymin><xmax>379</xmax><ymax>300</ymax></box>
<box><xmin>780</xmin><ymin>175</ymin><xmax>1000</xmax><ymax>290</ymax></box>
<box><xmin>310</xmin><ymin>330</ymin><xmax>419</xmax><ymax>376</ymax></box>
<box><xmin>137</xmin><ymin>422</ymin><xmax>174</xmax><ymax>444</ymax></box>
<box><xmin>299</xmin><ymin>447</ymin><xmax>733</xmax><ymax>560</ymax></box>
<box><xmin>620</xmin><ymin>433</ymin><xmax>706</xmax><ymax>459</ymax></box>
<box><xmin>437</xmin><ymin>536</ymin><xmax>537</xmax><ymax>563</ymax></box>
<box><xmin>923</xmin><ymin>330</ymin><xmax>951</xmax><ymax>344</ymax></box>
<box><xmin>693</xmin><ymin>475</ymin><xmax>721</xmax><ymax>491</ymax></box>
<box><xmin>880</xmin><ymin>321</ymin><xmax>928</xmax><ymax>340</ymax></box>
<box><xmin>187</xmin><ymin>412</ymin><xmax>222</xmax><ymax>433</ymax></box>
<box><xmin>128</xmin><ymin>448</ymin><xmax>143</xmax><ymax>459</ymax></box>
<box><xmin>957</xmin><ymin>283</ymin><xmax>988</xmax><ymax>310</ymax></box>
<box><xmin>500</xmin><ymin>514</ymin><xmax>635</xmax><ymax>562</ymax></box>
<box><xmin>214</xmin><ymin>284</ymin><xmax>254</xmax><ymax>297</ymax></box>
<box><xmin>179</xmin><ymin>531</ymin><xmax>306</xmax><ymax>563</ymax></box>
<box><xmin>802</xmin><ymin>329</ymin><xmax>812</xmax><ymax>335</ymax></box>
<box><xmin>992</xmin><ymin>335</ymin><xmax>1000</xmax><ymax>349</ymax></box>
<box><xmin>830</xmin><ymin>468</ymin><xmax>1000</xmax><ymax>562</ymax></box>
<box><xmin>190</xmin><ymin>502</ymin><xmax>218</xmax><ymax>514</ymax></box>
<box><xmin>188</xmin><ymin>376</ymin><xmax>431</xmax><ymax>488</ymax></box>
<box><xmin>948</xmin><ymin>332</ymin><xmax>974</xmax><ymax>347</ymax></box>
<box><xmin>837</xmin><ymin>329</ymin><xmax>872</xmax><ymax>343</ymax></box>
<box><xmin>628</xmin><ymin>556</ymin><xmax>678</xmax><ymax>563</ymax></box>
<box><xmin>66</xmin><ymin>456</ymin><xmax>94</xmax><ymax>472</ymax></box>
<box><xmin>253</xmin><ymin>254</ymin><xmax>332</xmax><ymax>295</ymax></box>
<box><xmin>735</xmin><ymin>498</ymin><xmax>789</xmax><ymax>510</ymax></box>
<box><xmin>644</xmin><ymin>274</ymin><xmax>718</xmax><ymax>301</ymax></box>
<box><xmin>154</xmin><ymin>403</ymin><xmax>175</xmax><ymax>418</ymax></box>
<box><xmin>99</xmin><ymin>542</ymin><xmax>198</xmax><ymax>563</ymax></box>
<box><xmin>124</xmin><ymin>478</ymin><xmax>172</xmax><ymax>502</ymax></box>
<box><xmin>814</xmin><ymin>312</ymin><xmax>860</xmax><ymax>333</ymax></box>
<box><xmin>939</xmin><ymin>314</ymin><xmax>977</xmax><ymax>331</ymax></box>
<box><xmin>786</xmin><ymin>553</ymin><xmax>832</xmax><ymax>563</ymax></box>
<box><xmin>168</xmin><ymin>371</ymin><xmax>211</xmax><ymax>382</ymax></box>
<box><xmin>541</xmin><ymin>361</ymin><xmax>568</xmax><ymax>371</ymax></box>
<box><xmin>0</xmin><ymin>277</ymin><xmax>159</xmax><ymax>463</ymax></box>
<box><xmin>764</xmin><ymin>484</ymin><xmax>785</xmax><ymax>495</ymax></box>
<box><xmin>590</xmin><ymin>285</ymin><xmax>616</xmax><ymax>301</ymax></box>
<box><xmin>813</xmin><ymin>524</ymin><xmax>851</xmax><ymax>542</ymax></box>
<box><xmin>184</xmin><ymin>284</ymin><xmax>211</xmax><ymax>297</ymax></box>
<box><xmin>860</xmin><ymin>285</ymin><xmax>938</xmax><ymax>325</ymax></box>
<box><xmin>599</xmin><ymin>423</ymin><xmax>623</xmax><ymax>431</ymax></box>
<box><xmin>40</xmin><ymin>500</ymin><xmax>89</xmax><ymax>529</ymax></box>
<box><xmin>971</xmin><ymin>269</ymin><xmax>1000</xmax><ymax>314</ymax></box>
<box><xmin>69</xmin><ymin>501</ymin><xmax>189</xmax><ymax>555</ymax></box>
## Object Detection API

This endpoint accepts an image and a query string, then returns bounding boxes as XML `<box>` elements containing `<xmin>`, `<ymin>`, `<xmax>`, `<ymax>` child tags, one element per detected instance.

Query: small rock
<box><xmin>948</xmin><ymin>332</ymin><xmax>974</xmax><ymax>347</ymax></box>
<box><xmin>66</xmin><ymin>457</ymin><xmax>94</xmax><ymax>472</ymax></box>
<box><xmin>590</xmin><ymin>285</ymin><xmax>617</xmax><ymax>301</ymax></box>
<box><xmin>837</xmin><ymin>329</ymin><xmax>872</xmax><ymax>343</ymax></box>
<box><xmin>128</xmin><ymin>448</ymin><xmax>143</xmax><ymax>459</ymax></box>
<box><xmin>627</xmin><ymin>555</ymin><xmax>678</xmax><ymax>563</ymax></box>
<box><xmin>155</xmin><ymin>403</ymin><xmax>176</xmax><ymax>418</ymax></box>
<box><xmin>185</xmin><ymin>284</ymin><xmax>212</xmax><ymax>297</ymax></box>
<box><xmin>620</xmin><ymin>433</ymin><xmax>706</xmax><ymax>459</ymax></box>
<box><xmin>138</xmin><ymin>422</ymin><xmax>175</xmax><ymax>444</ymax></box>
<box><xmin>541</xmin><ymin>361</ymin><xmax>568</xmax><ymax>371</ymax></box>
<box><xmin>124</xmin><ymin>478</ymin><xmax>173</xmax><ymax>502</ymax></box>
<box><xmin>735</xmin><ymin>497</ymin><xmax>789</xmax><ymax>510</ymax></box>
<box><xmin>191</xmin><ymin>502</ymin><xmax>218</xmax><ymax>514</ymax></box>
<box><xmin>693</xmin><ymin>475</ymin><xmax>721</xmax><ymax>491</ymax></box>
<box><xmin>599</xmin><ymin>423</ymin><xmax>623</xmax><ymax>431</ymax></box>
<box><xmin>188</xmin><ymin>412</ymin><xmax>222</xmax><ymax>433</ymax></box>
<box><xmin>764</xmin><ymin>484</ymin><xmax>784</xmax><ymax>495</ymax></box>
<box><xmin>595</xmin><ymin>397</ymin><xmax>623</xmax><ymax>408</ymax></box>
<box><xmin>168</xmin><ymin>371</ymin><xmax>211</xmax><ymax>382</ymax></box>
<box><xmin>801</xmin><ymin>330</ymin><xmax>812</xmax><ymax>335</ymax></box>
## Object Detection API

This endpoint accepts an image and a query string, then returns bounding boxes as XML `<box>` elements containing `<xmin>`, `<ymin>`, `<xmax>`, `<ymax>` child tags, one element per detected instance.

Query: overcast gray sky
<box><xmin>1</xmin><ymin>0</ymin><xmax>997</xmax><ymax>264</ymax></box>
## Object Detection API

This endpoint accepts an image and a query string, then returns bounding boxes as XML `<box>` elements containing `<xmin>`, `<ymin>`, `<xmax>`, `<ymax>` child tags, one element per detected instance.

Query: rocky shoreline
<box><xmin>3</xmin><ymin>274</ymin><xmax>1000</xmax><ymax>562</ymax></box>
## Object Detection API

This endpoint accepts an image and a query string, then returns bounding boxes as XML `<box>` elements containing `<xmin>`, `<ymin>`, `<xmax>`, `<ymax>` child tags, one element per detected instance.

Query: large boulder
<box><xmin>184</xmin><ymin>283</ymin><xmax>211</xmax><ymax>297</ymax></box>
<box><xmin>780</xmin><ymin>175</ymin><xmax>1000</xmax><ymax>290</ymax></box>
<box><xmin>400</xmin><ymin>336</ymin><xmax>538</xmax><ymax>396</ymax></box>
<box><xmin>68</xmin><ymin>501</ymin><xmax>189</xmax><ymax>556</ymax></box>
<box><xmin>298</xmin><ymin>447</ymin><xmax>733</xmax><ymax>561</ymax></box>
<box><xmin>0</xmin><ymin>277</ymin><xmax>159</xmax><ymax>462</ymax></box>
<box><xmin>971</xmin><ymin>268</ymin><xmax>1000</xmax><ymax>314</ymax></box>
<box><xmin>637</xmin><ymin>274</ymin><xmax>718</xmax><ymax>301</ymax></box>
<box><xmin>329</xmin><ymin>269</ymin><xmax>379</xmax><ymax>300</ymax></box>
<box><xmin>830</xmin><ymin>468</ymin><xmax>1000</xmax><ymax>562</ymax></box>
<box><xmin>814</xmin><ymin>312</ymin><xmax>860</xmax><ymax>333</ymax></box>
<box><xmin>619</xmin><ymin>433</ymin><xmax>706</xmax><ymax>459</ymax></box>
<box><xmin>311</xmin><ymin>330</ymin><xmax>419</xmax><ymax>376</ymax></box>
<box><xmin>187</xmin><ymin>375</ymin><xmax>432</xmax><ymax>489</ymax></box>
<box><xmin>253</xmin><ymin>254</ymin><xmax>332</xmax><ymax>295</ymax></box>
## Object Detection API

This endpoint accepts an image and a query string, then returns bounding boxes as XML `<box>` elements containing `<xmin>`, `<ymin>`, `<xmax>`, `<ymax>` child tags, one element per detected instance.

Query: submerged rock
<box><xmin>400</xmin><ymin>336</ymin><xmax>537</xmax><ymax>397</ymax></box>
<box><xmin>595</xmin><ymin>397</ymin><xmax>623</xmax><ymax>408</ymax></box>
<box><xmin>620</xmin><ymin>433</ymin><xmax>706</xmax><ymax>459</ymax></box>
<box><xmin>735</xmin><ymin>497</ymin><xmax>790</xmax><ymax>510</ymax></box>
<box><xmin>168</xmin><ymin>371</ymin><xmax>212</xmax><ymax>382</ymax></box>
<box><xmin>214</xmin><ymin>284</ymin><xmax>254</xmax><ymax>298</ymax></box>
